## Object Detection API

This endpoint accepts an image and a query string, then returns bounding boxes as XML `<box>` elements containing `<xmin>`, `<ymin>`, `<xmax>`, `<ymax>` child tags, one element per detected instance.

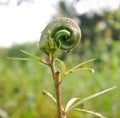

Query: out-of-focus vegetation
<box><xmin>0</xmin><ymin>0</ymin><xmax>120</xmax><ymax>118</ymax></box>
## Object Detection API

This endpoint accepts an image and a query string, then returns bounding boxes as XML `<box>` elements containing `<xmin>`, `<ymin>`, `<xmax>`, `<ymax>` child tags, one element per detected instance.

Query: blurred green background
<box><xmin>0</xmin><ymin>0</ymin><xmax>120</xmax><ymax>118</ymax></box>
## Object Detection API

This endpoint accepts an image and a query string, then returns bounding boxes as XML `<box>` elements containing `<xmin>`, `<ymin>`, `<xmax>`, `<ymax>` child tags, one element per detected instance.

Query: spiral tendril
<box><xmin>39</xmin><ymin>17</ymin><xmax>81</xmax><ymax>51</ymax></box>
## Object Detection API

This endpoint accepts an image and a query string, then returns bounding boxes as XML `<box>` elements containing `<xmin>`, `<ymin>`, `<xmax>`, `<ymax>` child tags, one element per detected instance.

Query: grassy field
<box><xmin>0</xmin><ymin>40</ymin><xmax>120</xmax><ymax>118</ymax></box>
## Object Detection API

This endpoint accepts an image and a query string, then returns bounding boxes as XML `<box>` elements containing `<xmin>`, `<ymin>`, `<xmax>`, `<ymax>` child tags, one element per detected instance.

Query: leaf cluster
<box><xmin>40</xmin><ymin>39</ymin><xmax>61</xmax><ymax>58</ymax></box>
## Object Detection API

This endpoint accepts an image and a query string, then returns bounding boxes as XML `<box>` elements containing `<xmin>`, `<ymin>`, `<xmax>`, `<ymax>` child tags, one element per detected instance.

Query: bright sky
<box><xmin>0</xmin><ymin>0</ymin><xmax>58</xmax><ymax>47</ymax></box>
<box><xmin>0</xmin><ymin>0</ymin><xmax>120</xmax><ymax>47</ymax></box>
<box><xmin>76</xmin><ymin>0</ymin><xmax>120</xmax><ymax>14</ymax></box>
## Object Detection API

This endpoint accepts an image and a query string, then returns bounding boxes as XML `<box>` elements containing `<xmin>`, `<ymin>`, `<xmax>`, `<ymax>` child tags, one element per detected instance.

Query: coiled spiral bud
<box><xmin>39</xmin><ymin>17</ymin><xmax>81</xmax><ymax>51</ymax></box>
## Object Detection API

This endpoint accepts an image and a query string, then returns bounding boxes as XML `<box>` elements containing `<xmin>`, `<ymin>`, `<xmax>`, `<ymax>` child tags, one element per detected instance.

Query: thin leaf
<box><xmin>64</xmin><ymin>67</ymin><xmax>95</xmax><ymax>75</ymax></box>
<box><xmin>56</xmin><ymin>58</ymin><xmax>66</xmax><ymax>74</ymax></box>
<box><xmin>43</xmin><ymin>90</ymin><xmax>56</xmax><ymax>104</ymax></box>
<box><xmin>65</xmin><ymin>98</ymin><xmax>81</xmax><ymax>112</ymax></box>
<box><xmin>20</xmin><ymin>49</ymin><xmax>38</xmax><ymax>58</ymax></box>
<box><xmin>74</xmin><ymin>108</ymin><xmax>106</xmax><ymax>118</ymax></box>
<box><xmin>65</xmin><ymin>58</ymin><xmax>95</xmax><ymax>76</ymax></box>
<box><xmin>71</xmin><ymin>86</ymin><xmax>117</xmax><ymax>110</ymax></box>
<box><xmin>7</xmin><ymin>57</ymin><xmax>39</xmax><ymax>61</ymax></box>
<box><xmin>7</xmin><ymin>50</ymin><xmax>48</xmax><ymax>64</ymax></box>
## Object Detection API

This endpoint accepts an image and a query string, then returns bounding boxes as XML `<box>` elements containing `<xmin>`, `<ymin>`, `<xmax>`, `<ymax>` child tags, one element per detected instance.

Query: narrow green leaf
<box><xmin>71</xmin><ymin>86</ymin><xmax>117</xmax><ymax>109</ymax></box>
<box><xmin>7</xmin><ymin>57</ymin><xmax>48</xmax><ymax>65</ymax></box>
<box><xmin>43</xmin><ymin>90</ymin><xmax>56</xmax><ymax>104</ymax></box>
<box><xmin>56</xmin><ymin>58</ymin><xmax>66</xmax><ymax>74</ymax></box>
<box><xmin>7</xmin><ymin>50</ymin><xmax>48</xmax><ymax>64</ymax></box>
<box><xmin>75</xmin><ymin>108</ymin><xmax>106</xmax><ymax>118</ymax></box>
<box><xmin>64</xmin><ymin>67</ymin><xmax>95</xmax><ymax>75</ymax></box>
<box><xmin>20</xmin><ymin>49</ymin><xmax>38</xmax><ymax>58</ymax></box>
<box><xmin>65</xmin><ymin>58</ymin><xmax>95</xmax><ymax>76</ymax></box>
<box><xmin>65</xmin><ymin>98</ymin><xmax>81</xmax><ymax>112</ymax></box>
<box><xmin>7</xmin><ymin>57</ymin><xmax>39</xmax><ymax>61</ymax></box>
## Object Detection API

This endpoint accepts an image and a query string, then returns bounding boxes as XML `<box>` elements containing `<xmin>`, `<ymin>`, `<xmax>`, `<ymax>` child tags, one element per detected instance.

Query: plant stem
<box><xmin>46</xmin><ymin>56</ymin><xmax>65</xmax><ymax>118</ymax></box>
<box><xmin>55</xmin><ymin>74</ymin><xmax>63</xmax><ymax>118</ymax></box>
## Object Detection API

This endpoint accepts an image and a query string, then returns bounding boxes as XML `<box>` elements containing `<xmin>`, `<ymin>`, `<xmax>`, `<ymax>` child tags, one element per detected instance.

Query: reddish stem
<box><xmin>46</xmin><ymin>56</ymin><xmax>66</xmax><ymax>118</ymax></box>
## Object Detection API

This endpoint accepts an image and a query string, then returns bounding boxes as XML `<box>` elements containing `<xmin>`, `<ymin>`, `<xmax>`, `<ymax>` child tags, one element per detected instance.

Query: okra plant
<box><xmin>8</xmin><ymin>17</ymin><xmax>117</xmax><ymax>118</ymax></box>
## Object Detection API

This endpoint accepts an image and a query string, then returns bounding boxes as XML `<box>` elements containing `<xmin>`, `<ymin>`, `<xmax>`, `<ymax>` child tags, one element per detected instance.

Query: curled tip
<box><xmin>91</xmin><ymin>69</ymin><xmax>95</xmax><ymax>73</ymax></box>
<box><xmin>39</xmin><ymin>17</ymin><xmax>81</xmax><ymax>52</ymax></box>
